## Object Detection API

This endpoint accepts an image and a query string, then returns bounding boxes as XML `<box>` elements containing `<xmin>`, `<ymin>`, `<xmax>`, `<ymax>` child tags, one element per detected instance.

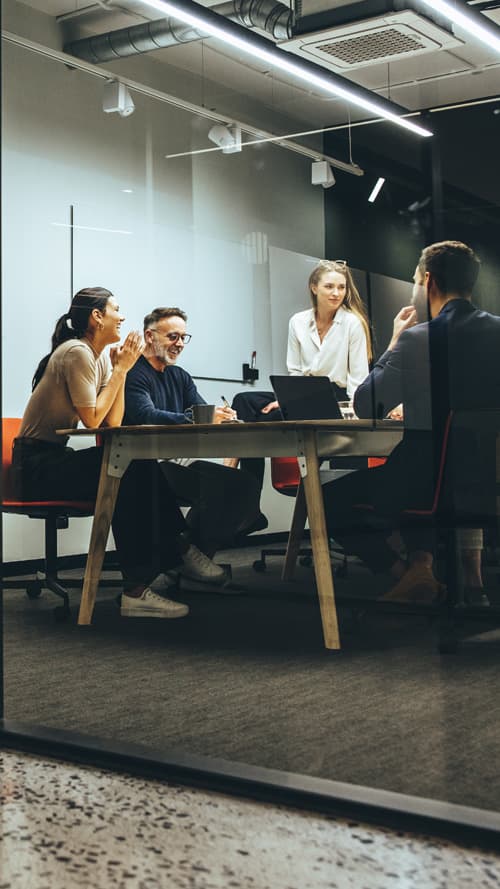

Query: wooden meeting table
<box><xmin>59</xmin><ymin>420</ymin><xmax>402</xmax><ymax>649</ymax></box>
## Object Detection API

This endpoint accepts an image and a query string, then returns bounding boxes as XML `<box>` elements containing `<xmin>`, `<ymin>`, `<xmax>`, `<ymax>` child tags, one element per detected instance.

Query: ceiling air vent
<box><xmin>279</xmin><ymin>11</ymin><xmax>463</xmax><ymax>71</ymax></box>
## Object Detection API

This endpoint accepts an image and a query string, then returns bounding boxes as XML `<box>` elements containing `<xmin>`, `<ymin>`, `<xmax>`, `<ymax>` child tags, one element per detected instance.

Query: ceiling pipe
<box><xmin>64</xmin><ymin>0</ymin><xmax>293</xmax><ymax>63</ymax></box>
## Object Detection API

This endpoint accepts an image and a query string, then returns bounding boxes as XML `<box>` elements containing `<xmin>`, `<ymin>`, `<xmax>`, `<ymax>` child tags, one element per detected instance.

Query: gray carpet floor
<box><xmin>3</xmin><ymin>545</ymin><xmax>500</xmax><ymax>813</ymax></box>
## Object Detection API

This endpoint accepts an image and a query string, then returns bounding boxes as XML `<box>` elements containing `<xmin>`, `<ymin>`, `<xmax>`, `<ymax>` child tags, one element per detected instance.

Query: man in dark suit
<box><xmin>322</xmin><ymin>240</ymin><xmax>500</xmax><ymax>601</ymax></box>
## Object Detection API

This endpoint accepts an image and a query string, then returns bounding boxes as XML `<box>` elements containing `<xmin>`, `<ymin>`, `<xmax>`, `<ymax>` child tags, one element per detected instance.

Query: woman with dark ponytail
<box><xmin>14</xmin><ymin>287</ymin><xmax>224</xmax><ymax>620</ymax></box>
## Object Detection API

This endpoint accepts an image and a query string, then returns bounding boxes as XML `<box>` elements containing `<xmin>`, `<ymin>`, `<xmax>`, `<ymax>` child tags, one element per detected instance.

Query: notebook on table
<box><xmin>269</xmin><ymin>375</ymin><xmax>343</xmax><ymax>421</ymax></box>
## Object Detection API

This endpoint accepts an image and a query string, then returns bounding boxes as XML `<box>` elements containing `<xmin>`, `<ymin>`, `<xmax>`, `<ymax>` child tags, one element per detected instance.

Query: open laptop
<box><xmin>269</xmin><ymin>375</ymin><xmax>343</xmax><ymax>421</ymax></box>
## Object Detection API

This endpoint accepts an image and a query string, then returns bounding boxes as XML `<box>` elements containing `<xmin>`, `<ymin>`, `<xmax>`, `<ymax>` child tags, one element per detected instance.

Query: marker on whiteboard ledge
<box><xmin>242</xmin><ymin>351</ymin><xmax>259</xmax><ymax>382</ymax></box>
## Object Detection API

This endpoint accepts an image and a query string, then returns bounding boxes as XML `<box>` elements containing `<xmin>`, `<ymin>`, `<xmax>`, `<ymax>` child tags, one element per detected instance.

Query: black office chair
<box><xmin>252</xmin><ymin>457</ymin><xmax>348</xmax><ymax>576</ymax></box>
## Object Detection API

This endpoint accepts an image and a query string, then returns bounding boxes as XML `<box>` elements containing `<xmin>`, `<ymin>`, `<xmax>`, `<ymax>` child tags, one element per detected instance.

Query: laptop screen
<box><xmin>270</xmin><ymin>375</ymin><xmax>343</xmax><ymax>420</ymax></box>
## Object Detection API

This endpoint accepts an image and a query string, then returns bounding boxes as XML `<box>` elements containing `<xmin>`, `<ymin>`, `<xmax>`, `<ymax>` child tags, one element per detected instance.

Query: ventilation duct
<box><xmin>281</xmin><ymin>0</ymin><xmax>464</xmax><ymax>71</ymax></box>
<box><xmin>64</xmin><ymin>0</ymin><xmax>293</xmax><ymax>64</ymax></box>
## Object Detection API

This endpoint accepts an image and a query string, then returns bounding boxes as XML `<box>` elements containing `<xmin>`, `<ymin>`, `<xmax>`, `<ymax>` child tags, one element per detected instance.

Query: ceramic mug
<box><xmin>186</xmin><ymin>404</ymin><xmax>216</xmax><ymax>424</ymax></box>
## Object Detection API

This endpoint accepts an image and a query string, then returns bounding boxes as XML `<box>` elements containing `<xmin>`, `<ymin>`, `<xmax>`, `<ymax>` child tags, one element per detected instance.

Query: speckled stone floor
<box><xmin>1</xmin><ymin>750</ymin><xmax>499</xmax><ymax>888</ymax></box>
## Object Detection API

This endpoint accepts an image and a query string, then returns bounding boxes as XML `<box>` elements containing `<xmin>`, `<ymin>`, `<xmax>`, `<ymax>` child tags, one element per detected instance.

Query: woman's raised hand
<box><xmin>110</xmin><ymin>331</ymin><xmax>144</xmax><ymax>372</ymax></box>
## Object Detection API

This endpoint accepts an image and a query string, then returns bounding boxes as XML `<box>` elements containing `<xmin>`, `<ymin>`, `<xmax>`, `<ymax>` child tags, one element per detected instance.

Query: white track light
<box><xmin>102</xmin><ymin>81</ymin><xmax>135</xmax><ymax>117</ymax></box>
<box><xmin>311</xmin><ymin>161</ymin><xmax>336</xmax><ymax>189</ymax></box>
<box><xmin>208</xmin><ymin>124</ymin><xmax>242</xmax><ymax>153</ymax></box>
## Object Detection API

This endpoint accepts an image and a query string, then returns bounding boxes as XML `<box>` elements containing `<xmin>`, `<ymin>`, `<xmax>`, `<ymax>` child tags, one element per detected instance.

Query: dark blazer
<box><xmin>354</xmin><ymin>299</ymin><xmax>500</xmax><ymax>510</ymax></box>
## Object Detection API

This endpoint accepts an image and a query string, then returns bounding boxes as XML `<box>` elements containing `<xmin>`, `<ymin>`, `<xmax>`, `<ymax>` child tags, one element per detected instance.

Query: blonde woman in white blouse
<box><xmin>286</xmin><ymin>259</ymin><xmax>372</xmax><ymax>399</ymax></box>
<box><xmin>229</xmin><ymin>260</ymin><xmax>372</xmax><ymax>492</ymax></box>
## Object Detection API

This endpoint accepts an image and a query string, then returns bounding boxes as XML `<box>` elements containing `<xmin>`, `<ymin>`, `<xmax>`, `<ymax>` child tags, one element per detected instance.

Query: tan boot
<box><xmin>381</xmin><ymin>563</ymin><xmax>446</xmax><ymax>603</ymax></box>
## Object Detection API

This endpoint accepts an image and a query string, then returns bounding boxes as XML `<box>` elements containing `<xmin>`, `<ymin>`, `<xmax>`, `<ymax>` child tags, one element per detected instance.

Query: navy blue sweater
<box><xmin>124</xmin><ymin>356</ymin><xmax>205</xmax><ymax>425</ymax></box>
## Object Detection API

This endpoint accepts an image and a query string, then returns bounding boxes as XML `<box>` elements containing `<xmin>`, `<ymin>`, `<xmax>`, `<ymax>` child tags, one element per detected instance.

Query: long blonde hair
<box><xmin>308</xmin><ymin>260</ymin><xmax>373</xmax><ymax>362</ymax></box>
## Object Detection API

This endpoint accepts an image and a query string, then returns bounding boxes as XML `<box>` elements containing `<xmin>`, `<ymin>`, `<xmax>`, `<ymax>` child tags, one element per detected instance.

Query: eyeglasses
<box><xmin>148</xmin><ymin>329</ymin><xmax>192</xmax><ymax>344</ymax></box>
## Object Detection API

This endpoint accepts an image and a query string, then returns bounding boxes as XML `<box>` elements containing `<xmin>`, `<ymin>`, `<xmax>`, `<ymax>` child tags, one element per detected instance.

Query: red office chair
<box><xmin>252</xmin><ymin>457</ymin><xmax>348</xmax><ymax>576</ymax></box>
<box><xmin>2</xmin><ymin>418</ymin><xmax>117</xmax><ymax>620</ymax></box>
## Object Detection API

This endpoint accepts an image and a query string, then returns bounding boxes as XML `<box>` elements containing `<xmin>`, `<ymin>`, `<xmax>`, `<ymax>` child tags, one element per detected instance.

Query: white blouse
<box><xmin>286</xmin><ymin>306</ymin><xmax>369</xmax><ymax>399</ymax></box>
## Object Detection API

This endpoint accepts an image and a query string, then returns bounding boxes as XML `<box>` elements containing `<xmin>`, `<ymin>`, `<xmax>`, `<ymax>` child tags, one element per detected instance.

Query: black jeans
<box><xmin>12</xmin><ymin>438</ymin><xmax>186</xmax><ymax>588</ymax></box>
<box><xmin>231</xmin><ymin>391</ymin><xmax>283</xmax><ymax>491</ymax></box>
<box><xmin>160</xmin><ymin>460</ymin><xmax>261</xmax><ymax>556</ymax></box>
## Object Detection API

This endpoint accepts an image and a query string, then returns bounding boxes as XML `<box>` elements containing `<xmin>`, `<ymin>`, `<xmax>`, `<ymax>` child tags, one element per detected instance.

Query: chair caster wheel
<box><xmin>53</xmin><ymin>606</ymin><xmax>70</xmax><ymax>622</ymax></box>
<box><xmin>299</xmin><ymin>556</ymin><xmax>312</xmax><ymax>568</ymax></box>
<box><xmin>26</xmin><ymin>582</ymin><xmax>42</xmax><ymax>599</ymax></box>
<box><xmin>253</xmin><ymin>560</ymin><xmax>266</xmax><ymax>573</ymax></box>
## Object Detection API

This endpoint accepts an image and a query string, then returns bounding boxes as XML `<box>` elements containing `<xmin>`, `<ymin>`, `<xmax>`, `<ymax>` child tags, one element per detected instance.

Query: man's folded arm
<box><xmin>125</xmin><ymin>378</ymin><xmax>188</xmax><ymax>425</ymax></box>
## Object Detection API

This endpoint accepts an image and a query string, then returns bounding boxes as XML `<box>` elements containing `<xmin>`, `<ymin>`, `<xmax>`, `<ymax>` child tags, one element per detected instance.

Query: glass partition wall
<box><xmin>2</xmin><ymin>16</ymin><xmax>500</xmax><ymax>841</ymax></box>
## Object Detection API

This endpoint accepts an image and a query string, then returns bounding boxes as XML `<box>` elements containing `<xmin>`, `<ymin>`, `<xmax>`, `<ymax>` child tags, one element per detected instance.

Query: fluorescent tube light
<box><xmin>136</xmin><ymin>0</ymin><xmax>432</xmax><ymax>138</ymax></box>
<box><xmin>419</xmin><ymin>0</ymin><xmax>500</xmax><ymax>55</ymax></box>
<box><xmin>368</xmin><ymin>177</ymin><xmax>386</xmax><ymax>203</ymax></box>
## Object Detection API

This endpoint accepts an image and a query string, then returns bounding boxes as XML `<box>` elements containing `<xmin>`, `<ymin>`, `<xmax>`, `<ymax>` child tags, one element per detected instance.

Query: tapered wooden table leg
<box><xmin>282</xmin><ymin>480</ymin><xmax>307</xmax><ymax>581</ymax></box>
<box><xmin>78</xmin><ymin>437</ymin><xmax>121</xmax><ymax>625</ymax></box>
<box><xmin>301</xmin><ymin>431</ymin><xmax>341</xmax><ymax>650</ymax></box>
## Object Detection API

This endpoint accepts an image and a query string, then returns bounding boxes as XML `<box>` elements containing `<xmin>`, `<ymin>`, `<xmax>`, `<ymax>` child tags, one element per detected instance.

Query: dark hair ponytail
<box><xmin>32</xmin><ymin>287</ymin><xmax>113</xmax><ymax>390</ymax></box>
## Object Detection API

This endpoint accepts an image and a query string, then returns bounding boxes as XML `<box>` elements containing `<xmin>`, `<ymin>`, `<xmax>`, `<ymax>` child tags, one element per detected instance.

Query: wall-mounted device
<box><xmin>243</xmin><ymin>350</ymin><xmax>259</xmax><ymax>382</ymax></box>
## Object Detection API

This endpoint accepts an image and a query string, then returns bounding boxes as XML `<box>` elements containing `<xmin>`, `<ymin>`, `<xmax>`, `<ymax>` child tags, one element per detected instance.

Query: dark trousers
<box><xmin>231</xmin><ymin>387</ymin><xmax>366</xmax><ymax>491</ymax></box>
<box><xmin>160</xmin><ymin>460</ymin><xmax>261</xmax><ymax>556</ymax></box>
<box><xmin>231</xmin><ymin>391</ymin><xmax>282</xmax><ymax>490</ymax></box>
<box><xmin>322</xmin><ymin>464</ymin><xmax>434</xmax><ymax>574</ymax></box>
<box><xmin>12</xmin><ymin>439</ymin><xmax>186</xmax><ymax>588</ymax></box>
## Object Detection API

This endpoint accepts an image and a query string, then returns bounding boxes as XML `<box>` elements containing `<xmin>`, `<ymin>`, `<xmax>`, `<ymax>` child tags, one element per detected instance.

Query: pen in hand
<box><xmin>221</xmin><ymin>395</ymin><xmax>238</xmax><ymax>422</ymax></box>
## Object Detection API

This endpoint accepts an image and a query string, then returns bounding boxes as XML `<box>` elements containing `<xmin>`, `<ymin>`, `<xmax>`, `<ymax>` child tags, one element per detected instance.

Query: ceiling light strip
<box><xmin>429</xmin><ymin>95</ymin><xmax>500</xmax><ymax>112</ymax></box>
<box><xmin>136</xmin><ymin>0</ymin><xmax>432</xmax><ymax>137</ymax></box>
<box><xmin>419</xmin><ymin>0</ymin><xmax>500</xmax><ymax>54</ymax></box>
<box><xmin>368</xmin><ymin>178</ymin><xmax>385</xmax><ymax>203</ymax></box>
<box><xmin>166</xmin><ymin>130</ymin><xmax>364</xmax><ymax>173</ymax></box>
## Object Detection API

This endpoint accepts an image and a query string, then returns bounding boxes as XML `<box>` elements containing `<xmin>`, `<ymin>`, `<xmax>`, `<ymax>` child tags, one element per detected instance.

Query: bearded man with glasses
<box><xmin>123</xmin><ymin>307</ymin><xmax>262</xmax><ymax>592</ymax></box>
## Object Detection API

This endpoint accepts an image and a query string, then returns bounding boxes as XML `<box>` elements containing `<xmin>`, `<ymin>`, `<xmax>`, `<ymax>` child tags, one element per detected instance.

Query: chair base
<box><xmin>253</xmin><ymin>545</ymin><xmax>348</xmax><ymax>577</ymax></box>
<box><xmin>2</xmin><ymin>569</ymin><xmax>123</xmax><ymax>620</ymax></box>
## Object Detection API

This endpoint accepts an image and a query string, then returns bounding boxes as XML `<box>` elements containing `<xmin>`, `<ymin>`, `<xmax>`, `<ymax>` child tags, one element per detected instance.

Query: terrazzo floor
<box><xmin>1</xmin><ymin>750</ymin><xmax>499</xmax><ymax>888</ymax></box>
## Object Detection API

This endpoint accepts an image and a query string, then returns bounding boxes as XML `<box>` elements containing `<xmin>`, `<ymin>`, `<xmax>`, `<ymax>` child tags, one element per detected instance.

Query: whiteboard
<box><xmin>269</xmin><ymin>245</ymin><xmax>321</xmax><ymax>374</ymax></box>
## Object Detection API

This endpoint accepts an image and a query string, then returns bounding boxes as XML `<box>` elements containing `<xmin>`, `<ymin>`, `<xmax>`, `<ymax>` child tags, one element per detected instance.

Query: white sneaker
<box><xmin>180</xmin><ymin>544</ymin><xmax>226</xmax><ymax>585</ymax></box>
<box><xmin>121</xmin><ymin>588</ymin><xmax>189</xmax><ymax>619</ymax></box>
<box><xmin>149</xmin><ymin>573</ymin><xmax>176</xmax><ymax>593</ymax></box>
